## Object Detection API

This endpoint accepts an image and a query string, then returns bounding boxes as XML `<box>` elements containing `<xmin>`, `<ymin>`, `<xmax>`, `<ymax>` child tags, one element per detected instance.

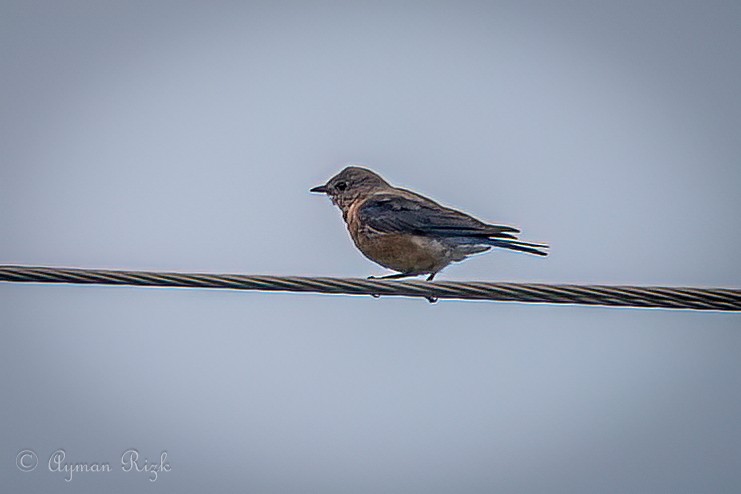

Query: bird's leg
<box><xmin>367</xmin><ymin>272</ymin><xmax>415</xmax><ymax>300</ymax></box>
<box><xmin>367</xmin><ymin>272</ymin><xmax>438</xmax><ymax>303</ymax></box>
<box><xmin>368</xmin><ymin>272</ymin><xmax>416</xmax><ymax>280</ymax></box>
<box><xmin>368</xmin><ymin>273</ymin><xmax>414</xmax><ymax>298</ymax></box>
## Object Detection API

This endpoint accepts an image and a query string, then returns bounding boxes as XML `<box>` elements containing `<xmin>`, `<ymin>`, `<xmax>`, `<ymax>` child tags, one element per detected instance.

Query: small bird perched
<box><xmin>311</xmin><ymin>166</ymin><xmax>548</xmax><ymax>281</ymax></box>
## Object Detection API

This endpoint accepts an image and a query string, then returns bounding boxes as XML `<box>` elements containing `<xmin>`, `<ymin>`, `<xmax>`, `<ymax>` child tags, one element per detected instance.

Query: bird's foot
<box><xmin>368</xmin><ymin>272</ymin><xmax>416</xmax><ymax>281</ymax></box>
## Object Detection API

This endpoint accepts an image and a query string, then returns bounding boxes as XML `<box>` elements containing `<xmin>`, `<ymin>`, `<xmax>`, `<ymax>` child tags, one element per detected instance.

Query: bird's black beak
<box><xmin>310</xmin><ymin>185</ymin><xmax>328</xmax><ymax>193</ymax></box>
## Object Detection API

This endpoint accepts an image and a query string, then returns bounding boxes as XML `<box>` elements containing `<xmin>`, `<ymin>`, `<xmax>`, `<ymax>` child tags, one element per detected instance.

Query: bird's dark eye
<box><xmin>335</xmin><ymin>181</ymin><xmax>348</xmax><ymax>191</ymax></box>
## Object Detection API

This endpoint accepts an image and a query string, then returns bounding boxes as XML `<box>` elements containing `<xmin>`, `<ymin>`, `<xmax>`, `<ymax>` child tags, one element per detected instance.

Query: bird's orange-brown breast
<box><xmin>344</xmin><ymin>198</ymin><xmax>449</xmax><ymax>274</ymax></box>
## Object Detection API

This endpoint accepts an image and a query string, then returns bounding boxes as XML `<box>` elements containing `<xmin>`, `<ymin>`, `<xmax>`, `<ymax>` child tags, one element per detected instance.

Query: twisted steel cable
<box><xmin>1</xmin><ymin>265</ymin><xmax>739</xmax><ymax>311</ymax></box>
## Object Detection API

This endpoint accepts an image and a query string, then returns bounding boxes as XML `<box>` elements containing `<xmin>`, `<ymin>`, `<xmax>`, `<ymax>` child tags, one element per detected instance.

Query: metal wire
<box><xmin>1</xmin><ymin>265</ymin><xmax>739</xmax><ymax>311</ymax></box>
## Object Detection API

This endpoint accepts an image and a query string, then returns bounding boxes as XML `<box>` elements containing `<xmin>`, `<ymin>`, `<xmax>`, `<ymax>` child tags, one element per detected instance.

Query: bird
<box><xmin>310</xmin><ymin>166</ymin><xmax>548</xmax><ymax>281</ymax></box>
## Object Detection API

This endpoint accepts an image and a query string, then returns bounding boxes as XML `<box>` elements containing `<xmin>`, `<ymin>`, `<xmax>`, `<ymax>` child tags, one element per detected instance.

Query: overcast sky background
<box><xmin>1</xmin><ymin>1</ymin><xmax>740</xmax><ymax>492</ymax></box>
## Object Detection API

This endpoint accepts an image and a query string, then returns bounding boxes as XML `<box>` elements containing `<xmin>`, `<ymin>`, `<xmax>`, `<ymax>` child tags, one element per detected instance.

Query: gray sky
<box><xmin>1</xmin><ymin>1</ymin><xmax>740</xmax><ymax>492</ymax></box>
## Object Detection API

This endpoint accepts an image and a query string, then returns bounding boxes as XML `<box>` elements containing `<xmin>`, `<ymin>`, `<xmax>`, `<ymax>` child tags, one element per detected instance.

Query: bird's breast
<box><xmin>345</xmin><ymin>205</ymin><xmax>450</xmax><ymax>274</ymax></box>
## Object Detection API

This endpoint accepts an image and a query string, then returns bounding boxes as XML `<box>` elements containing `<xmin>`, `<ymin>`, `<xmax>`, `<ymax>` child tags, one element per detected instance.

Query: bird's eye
<box><xmin>335</xmin><ymin>181</ymin><xmax>348</xmax><ymax>191</ymax></box>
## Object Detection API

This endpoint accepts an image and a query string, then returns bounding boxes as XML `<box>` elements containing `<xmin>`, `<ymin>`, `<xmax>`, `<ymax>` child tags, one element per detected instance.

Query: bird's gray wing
<box><xmin>357</xmin><ymin>192</ymin><xmax>520</xmax><ymax>239</ymax></box>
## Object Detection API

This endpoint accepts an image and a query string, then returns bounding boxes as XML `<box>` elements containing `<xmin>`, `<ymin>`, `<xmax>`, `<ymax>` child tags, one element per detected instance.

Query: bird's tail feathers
<box><xmin>486</xmin><ymin>238</ymin><xmax>549</xmax><ymax>256</ymax></box>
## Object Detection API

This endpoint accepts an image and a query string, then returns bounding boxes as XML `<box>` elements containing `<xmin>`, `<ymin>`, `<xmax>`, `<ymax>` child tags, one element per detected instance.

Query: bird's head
<box><xmin>311</xmin><ymin>166</ymin><xmax>390</xmax><ymax>209</ymax></box>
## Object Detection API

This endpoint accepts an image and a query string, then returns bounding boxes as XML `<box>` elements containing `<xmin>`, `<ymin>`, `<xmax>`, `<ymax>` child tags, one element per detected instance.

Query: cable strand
<box><xmin>0</xmin><ymin>265</ymin><xmax>739</xmax><ymax>311</ymax></box>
